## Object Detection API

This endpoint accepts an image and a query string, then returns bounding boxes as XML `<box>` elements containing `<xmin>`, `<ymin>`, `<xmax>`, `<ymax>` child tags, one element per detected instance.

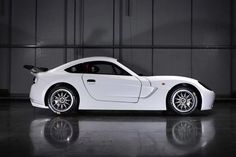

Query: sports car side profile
<box><xmin>25</xmin><ymin>57</ymin><xmax>215</xmax><ymax>115</ymax></box>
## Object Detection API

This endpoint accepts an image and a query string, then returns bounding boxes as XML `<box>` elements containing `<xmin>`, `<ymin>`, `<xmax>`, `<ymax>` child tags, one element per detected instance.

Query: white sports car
<box><xmin>25</xmin><ymin>57</ymin><xmax>215</xmax><ymax>115</ymax></box>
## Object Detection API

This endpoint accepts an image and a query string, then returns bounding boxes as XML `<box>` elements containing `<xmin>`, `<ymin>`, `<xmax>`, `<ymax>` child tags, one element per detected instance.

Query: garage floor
<box><xmin>0</xmin><ymin>100</ymin><xmax>236</xmax><ymax>157</ymax></box>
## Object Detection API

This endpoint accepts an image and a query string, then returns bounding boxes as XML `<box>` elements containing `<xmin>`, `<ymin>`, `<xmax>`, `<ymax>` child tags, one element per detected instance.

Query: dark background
<box><xmin>0</xmin><ymin>0</ymin><xmax>235</xmax><ymax>98</ymax></box>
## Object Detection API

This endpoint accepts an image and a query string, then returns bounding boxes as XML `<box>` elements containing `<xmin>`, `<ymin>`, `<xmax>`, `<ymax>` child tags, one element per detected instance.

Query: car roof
<box><xmin>50</xmin><ymin>56</ymin><xmax>118</xmax><ymax>72</ymax></box>
<box><xmin>67</xmin><ymin>56</ymin><xmax>117</xmax><ymax>66</ymax></box>
<box><xmin>76</xmin><ymin>56</ymin><xmax>117</xmax><ymax>63</ymax></box>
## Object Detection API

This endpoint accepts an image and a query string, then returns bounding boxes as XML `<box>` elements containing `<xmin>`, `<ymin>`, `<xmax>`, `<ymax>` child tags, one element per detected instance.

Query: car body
<box><xmin>27</xmin><ymin>56</ymin><xmax>215</xmax><ymax>115</ymax></box>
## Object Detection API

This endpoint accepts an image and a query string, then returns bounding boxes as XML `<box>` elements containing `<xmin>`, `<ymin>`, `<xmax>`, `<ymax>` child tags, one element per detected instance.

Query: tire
<box><xmin>47</xmin><ymin>86</ymin><xmax>78</xmax><ymax>115</ymax></box>
<box><xmin>168</xmin><ymin>87</ymin><xmax>198</xmax><ymax>115</ymax></box>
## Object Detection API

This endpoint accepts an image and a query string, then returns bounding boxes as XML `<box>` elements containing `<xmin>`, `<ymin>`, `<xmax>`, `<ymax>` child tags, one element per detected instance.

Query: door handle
<box><xmin>87</xmin><ymin>79</ymin><xmax>96</xmax><ymax>83</ymax></box>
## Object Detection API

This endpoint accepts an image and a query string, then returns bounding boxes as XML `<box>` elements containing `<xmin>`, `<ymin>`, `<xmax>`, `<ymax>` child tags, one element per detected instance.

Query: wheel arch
<box><xmin>44</xmin><ymin>82</ymin><xmax>80</xmax><ymax>107</ymax></box>
<box><xmin>166</xmin><ymin>83</ymin><xmax>202</xmax><ymax>110</ymax></box>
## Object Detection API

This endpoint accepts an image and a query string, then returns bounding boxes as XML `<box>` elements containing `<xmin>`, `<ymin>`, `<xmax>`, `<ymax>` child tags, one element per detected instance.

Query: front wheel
<box><xmin>168</xmin><ymin>87</ymin><xmax>198</xmax><ymax>115</ymax></box>
<box><xmin>47</xmin><ymin>86</ymin><xmax>78</xmax><ymax>115</ymax></box>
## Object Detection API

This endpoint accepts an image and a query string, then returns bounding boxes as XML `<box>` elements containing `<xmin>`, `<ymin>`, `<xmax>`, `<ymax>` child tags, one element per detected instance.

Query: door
<box><xmin>83</xmin><ymin>74</ymin><xmax>141</xmax><ymax>102</ymax></box>
<box><xmin>81</xmin><ymin>61</ymin><xmax>141</xmax><ymax>102</ymax></box>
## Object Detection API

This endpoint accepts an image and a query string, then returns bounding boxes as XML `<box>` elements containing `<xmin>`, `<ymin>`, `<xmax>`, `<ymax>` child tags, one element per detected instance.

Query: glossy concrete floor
<box><xmin>0</xmin><ymin>100</ymin><xmax>236</xmax><ymax>157</ymax></box>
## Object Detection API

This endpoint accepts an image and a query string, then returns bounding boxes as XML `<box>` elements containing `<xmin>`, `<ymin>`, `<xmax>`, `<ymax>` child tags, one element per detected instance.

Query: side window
<box><xmin>91</xmin><ymin>62</ymin><xmax>115</xmax><ymax>75</ymax></box>
<box><xmin>113</xmin><ymin>64</ymin><xmax>131</xmax><ymax>76</ymax></box>
<box><xmin>89</xmin><ymin>62</ymin><xmax>131</xmax><ymax>75</ymax></box>
<box><xmin>65</xmin><ymin>61</ymin><xmax>131</xmax><ymax>76</ymax></box>
<box><xmin>65</xmin><ymin>64</ymin><xmax>84</xmax><ymax>73</ymax></box>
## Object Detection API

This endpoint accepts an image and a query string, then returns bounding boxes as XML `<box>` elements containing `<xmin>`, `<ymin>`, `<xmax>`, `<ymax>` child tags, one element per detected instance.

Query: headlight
<box><xmin>198</xmin><ymin>81</ymin><xmax>211</xmax><ymax>90</ymax></box>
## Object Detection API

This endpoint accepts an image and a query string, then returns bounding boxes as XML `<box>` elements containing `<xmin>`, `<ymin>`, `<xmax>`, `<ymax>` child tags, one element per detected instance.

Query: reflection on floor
<box><xmin>0</xmin><ymin>100</ymin><xmax>236</xmax><ymax>156</ymax></box>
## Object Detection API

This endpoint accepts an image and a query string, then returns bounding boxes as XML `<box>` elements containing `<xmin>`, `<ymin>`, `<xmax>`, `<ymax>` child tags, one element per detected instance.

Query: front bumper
<box><xmin>200</xmin><ymin>89</ymin><xmax>215</xmax><ymax>110</ymax></box>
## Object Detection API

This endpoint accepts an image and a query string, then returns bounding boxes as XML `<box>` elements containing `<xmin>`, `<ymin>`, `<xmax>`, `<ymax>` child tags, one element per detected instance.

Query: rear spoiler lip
<box><xmin>23</xmin><ymin>65</ymin><xmax>48</xmax><ymax>74</ymax></box>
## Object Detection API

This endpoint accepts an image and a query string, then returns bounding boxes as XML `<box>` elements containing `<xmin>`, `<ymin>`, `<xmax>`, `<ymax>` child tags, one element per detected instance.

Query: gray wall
<box><xmin>0</xmin><ymin>0</ymin><xmax>234</xmax><ymax>97</ymax></box>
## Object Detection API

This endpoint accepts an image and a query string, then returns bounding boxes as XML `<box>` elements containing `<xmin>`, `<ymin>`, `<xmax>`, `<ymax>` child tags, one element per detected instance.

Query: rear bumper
<box><xmin>29</xmin><ymin>83</ymin><xmax>49</xmax><ymax>109</ymax></box>
<box><xmin>30</xmin><ymin>98</ymin><xmax>48</xmax><ymax>109</ymax></box>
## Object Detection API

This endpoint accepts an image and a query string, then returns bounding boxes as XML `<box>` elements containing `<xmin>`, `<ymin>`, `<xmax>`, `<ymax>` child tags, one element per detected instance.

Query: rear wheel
<box><xmin>168</xmin><ymin>87</ymin><xmax>198</xmax><ymax>115</ymax></box>
<box><xmin>47</xmin><ymin>86</ymin><xmax>78</xmax><ymax>115</ymax></box>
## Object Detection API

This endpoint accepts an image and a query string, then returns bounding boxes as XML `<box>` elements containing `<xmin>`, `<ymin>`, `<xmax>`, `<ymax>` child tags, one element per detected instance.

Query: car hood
<box><xmin>144</xmin><ymin>75</ymin><xmax>198</xmax><ymax>84</ymax></box>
